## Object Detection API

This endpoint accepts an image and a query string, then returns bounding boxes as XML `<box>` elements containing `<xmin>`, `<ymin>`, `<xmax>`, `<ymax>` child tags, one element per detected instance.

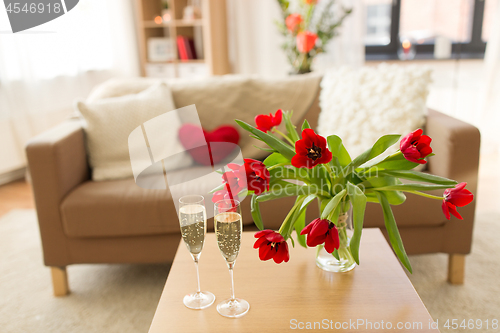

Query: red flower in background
<box><xmin>255</xmin><ymin>109</ymin><xmax>283</xmax><ymax>133</ymax></box>
<box><xmin>300</xmin><ymin>218</ymin><xmax>340</xmax><ymax>253</ymax></box>
<box><xmin>253</xmin><ymin>230</ymin><xmax>290</xmax><ymax>264</ymax></box>
<box><xmin>304</xmin><ymin>0</ymin><xmax>318</xmax><ymax>4</ymax></box>
<box><xmin>291</xmin><ymin>129</ymin><xmax>332</xmax><ymax>169</ymax></box>
<box><xmin>242</xmin><ymin>159</ymin><xmax>270</xmax><ymax>195</ymax></box>
<box><xmin>286</xmin><ymin>13</ymin><xmax>303</xmax><ymax>33</ymax></box>
<box><xmin>400</xmin><ymin>129</ymin><xmax>433</xmax><ymax>164</ymax></box>
<box><xmin>296</xmin><ymin>31</ymin><xmax>317</xmax><ymax>53</ymax></box>
<box><xmin>442</xmin><ymin>182</ymin><xmax>474</xmax><ymax>220</ymax></box>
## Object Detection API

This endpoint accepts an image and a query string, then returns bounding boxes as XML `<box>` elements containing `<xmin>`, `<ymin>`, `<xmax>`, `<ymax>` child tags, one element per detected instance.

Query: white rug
<box><xmin>1</xmin><ymin>209</ymin><xmax>499</xmax><ymax>332</ymax></box>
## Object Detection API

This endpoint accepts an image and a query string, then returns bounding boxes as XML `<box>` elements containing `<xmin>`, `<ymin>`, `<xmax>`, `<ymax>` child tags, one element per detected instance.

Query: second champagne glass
<box><xmin>178</xmin><ymin>195</ymin><xmax>215</xmax><ymax>309</ymax></box>
<box><xmin>214</xmin><ymin>199</ymin><xmax>249</xmax><ymax>318</ymax></box>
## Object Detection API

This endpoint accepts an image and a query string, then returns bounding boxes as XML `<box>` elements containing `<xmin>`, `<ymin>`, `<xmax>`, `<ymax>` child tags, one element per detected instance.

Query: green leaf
<box><xmin>250</xmin><ymin>195</ymin><xmax>263</xmax><ymax>230</ymax></box>
<box><xmin>332</xmin><ymin>248</ymin><xmax>340</xmax><ymax>260</ymax></box>
<box><xmin>301</xmin><ymin>119</ymin><xmax>311</xmax><ymax>131</ymax></box>
<box><xmin>320</xmin><ymin>189</ymin><xmax>347</xmax><ymax>219</ymax></box>
<box><xmin>376</xmin><ymin>192</ymin><xmax>412</xmax><ymax>273</ymax></box>
<box><xmin>377</xmin><ymin>170</ymin><xmax>458</xmax><ymax>185</ymax></box>
<box><xmin>257</xmin><ymin>182</ymin><xmax>329</xmax><ymax>202</ymax></box>
<box><xmin>281</xmin><ymin>196</ymin><xmax>306</xmax><ymax>240</ymax></box>
<box><xmin>374</xmin><ymin>184</ymin><xmax>454</xmax><ymax>192</ymax></box>
<box><xmin>346</xmin><ymin>182</ymin><xmax>367</xmax><ymax>265</ymax></box>
<box><xmin>253</xmin><ymin>145</ymin><xmax>276</xmax><ymax>153</ymax></box>
<box><xmin>327</xmin><ymin>135</ymin><xmax>351</xmax><ymax>167</ymax></box>
<box><xmin>283</xmin><ymin>111</ymin><xmax>300</xmax><ymax>142</ymax></box>
<box><xmin>348</xmin><ymin>134</ymin><xmax>401</xmax><ymax>170</ymax></box>
<box><xmin>236</xmin><ymin>120</ymin><xmax>296</xmax><ymax>160</ymax></box>
<box><xmin>294</xmin><ymin>208</ymin><xmax>307</xmax><ymax>248</ymax></box>
<box><xmin>263</xmin><ymin>153</ymin><xmax>289</xmax><ymax>167</ymax></box>
<box><xmin>361</xmin><ymin>176</ymin><xmax>406</xmax><ymax>205</ymax></box>
<box><xmin>365</xmin><ymin>152</ymin><xmax>419</xmax><ymax>171</ymax></box>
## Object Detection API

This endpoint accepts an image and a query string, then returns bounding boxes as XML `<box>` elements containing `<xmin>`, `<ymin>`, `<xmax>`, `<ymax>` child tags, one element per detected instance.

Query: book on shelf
<box><xmin>176</xmin><ymin>36</ymin><xmax>198</xmax><ymax>61</ymax></box>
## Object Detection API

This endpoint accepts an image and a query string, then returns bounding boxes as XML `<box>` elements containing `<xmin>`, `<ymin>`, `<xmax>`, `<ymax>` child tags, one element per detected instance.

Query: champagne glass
<box><xmin>178</xmin><ymin>195</ymin><xmax>215</xmax><ymax>309</ymax></box>
<box><xmin>214</xmin><ymin>199</ymin><xmax>249</xmax><ymax>318</ymax></box>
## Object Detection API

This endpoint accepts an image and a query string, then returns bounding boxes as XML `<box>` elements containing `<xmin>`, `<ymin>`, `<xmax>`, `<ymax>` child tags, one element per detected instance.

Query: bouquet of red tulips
<box><xmin>211</xmin><ymin>110</ymin><xmax>474</xmax><ymax>272</ymax></box>
<box><xmin>275</xmin><ymin>0</ymin><xmax>352</xmax><ymax>74</ymax></box>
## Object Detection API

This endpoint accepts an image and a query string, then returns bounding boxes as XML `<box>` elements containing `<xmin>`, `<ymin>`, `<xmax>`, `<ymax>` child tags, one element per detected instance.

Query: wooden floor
<box><xmin>0</xmin><ymin>180</ymin><xmax>34</xmax><ymax>218</ymax></box>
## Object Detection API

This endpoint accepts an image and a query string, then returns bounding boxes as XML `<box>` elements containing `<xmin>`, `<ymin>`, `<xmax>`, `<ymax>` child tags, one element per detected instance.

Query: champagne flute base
<box><xmin>183</xmin><ymin>291</ymin><xmax>215</xmax><ymax>310</ymax></box>
<box><xmin>216</xmin><ymin>298</ymin><xmax>249</xmax><ymax>318</ymax></box>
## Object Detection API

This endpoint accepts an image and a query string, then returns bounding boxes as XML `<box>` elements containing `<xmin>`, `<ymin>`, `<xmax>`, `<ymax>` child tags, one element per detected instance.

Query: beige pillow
<box><xmin>77</xmin><ymin>82</ymin><xmax>177</xmax><ymax>181</ymax></box>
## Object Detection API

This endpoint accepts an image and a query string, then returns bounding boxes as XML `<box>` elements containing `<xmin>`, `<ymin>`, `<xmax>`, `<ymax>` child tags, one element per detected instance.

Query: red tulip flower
<box><xmin>400</xmin><ymin>129</ymin><xmax>433</xmax><ymax>164</ymax></box>
<box><xmin>442</xmin><ymin>182</ymin><xmax>474</xmax><ymax>220</ymax></box>
<box><xmin>253</xmin><ymin>230</ymin><xmax>290</xmax><ymax>264</ymax></box>
<box><xmin>296</xmin><ymin>31</ymin><xmax>317</xmax><ymax>53</ymax></box>
<box><xmin>304</xmin><ymin>0</ymin><xmax>318</xmax><ymax>4</ymax></box>
<box><xmin>300</xmin><ymin>218</ymin><xmax>340</xmax><ymax>253</ymax></box>
<box><xmin>241</xmin><ymin>159</ymin><xmax>270</xmax><ymax>195</ymax></box>
<box><xmin>255</xmin><ymin>109</ymin><xmax>283</xmax><ymax>133</ymax></box>
<box><xmin>291</xmin><ymin>128</ymin><xmax>332</xmax><ymax>168</ymax></box>
<box><xmin>286</xmin><ymin>13</ymin><xmax>303</xmax><ymax>33</ymax></box>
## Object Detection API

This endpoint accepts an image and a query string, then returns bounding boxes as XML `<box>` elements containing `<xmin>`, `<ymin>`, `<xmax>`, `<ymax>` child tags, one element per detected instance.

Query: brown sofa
<box><xmin>26</xmin><ymin>78</ymin><xmax>480</xmax><ymax>296</ymax></box>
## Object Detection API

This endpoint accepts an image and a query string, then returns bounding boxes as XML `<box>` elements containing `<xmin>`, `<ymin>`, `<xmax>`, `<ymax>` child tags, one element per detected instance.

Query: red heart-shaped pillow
<box><xmin>178</xmin><ymin>124</ymin><xmax>240</xmax><ymax>166</ymax></box>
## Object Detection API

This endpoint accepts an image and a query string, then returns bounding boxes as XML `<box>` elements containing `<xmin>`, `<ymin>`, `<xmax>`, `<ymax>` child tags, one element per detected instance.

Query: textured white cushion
<box><xmin>318</xmin><ymin>64</ymin><xmax>432</xmax><ymax>158</ymax></box>
<box><xmin>77</xmin><ymin>82</ymin><xmax>181</xmax><ymax>181</ymax></box>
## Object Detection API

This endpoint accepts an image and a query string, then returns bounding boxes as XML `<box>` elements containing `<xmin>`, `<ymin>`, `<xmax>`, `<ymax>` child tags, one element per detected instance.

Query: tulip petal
<box><xmin>259</xmin><ymin>244</ymin><xmax>275</xmax><ymax>261</ymax></box>
<box><xmin>254</xmin><ymin>230</ymin><xmax>273</xmax><ymax>238</ymax></box>
<box><xmin>442</xmin><ymin>200</ymin><xmax>451</xmax><ymax>220</ymax></box>
<box><xmin>446</xmin><ymin>202</ymin><xmax>463</xmax><ymax>220</ymax></box>
<box><xmin>253</xmin><ymin>236</ymin><xmax>268</xmax><ymax>249</ymax></box>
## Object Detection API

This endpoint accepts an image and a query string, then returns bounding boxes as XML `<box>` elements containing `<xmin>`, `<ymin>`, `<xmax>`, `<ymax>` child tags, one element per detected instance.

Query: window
<box><xmin>365</xmin><ymin>0</ymin><xmax>488</xmax><ymax>59</ymax></box>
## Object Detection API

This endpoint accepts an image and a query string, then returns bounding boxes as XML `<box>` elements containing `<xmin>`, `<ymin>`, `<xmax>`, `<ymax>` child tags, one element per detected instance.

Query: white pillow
<box><xmin>318</xmin><ymin>64</ymin><xmax>432</xmax><ymax>159</ymax></box>
<box><xmin>77</xmin><ymin>82</ymin><xmax>184</xmax><ymax>181</ymax></box>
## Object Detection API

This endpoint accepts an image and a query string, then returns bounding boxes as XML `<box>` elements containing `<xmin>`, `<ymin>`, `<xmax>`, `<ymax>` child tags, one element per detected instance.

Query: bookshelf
<box><xmin>135</xmin><ymin>0</ymin><xmax>230</xmax><ymax>78</ymax></box>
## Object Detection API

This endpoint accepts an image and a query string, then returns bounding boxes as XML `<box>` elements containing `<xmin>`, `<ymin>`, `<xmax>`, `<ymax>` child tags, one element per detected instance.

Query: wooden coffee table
<box><xmin>149</xmin><ymin>229</ymin><xmax>439</xmax><ymax>332</ymax></box>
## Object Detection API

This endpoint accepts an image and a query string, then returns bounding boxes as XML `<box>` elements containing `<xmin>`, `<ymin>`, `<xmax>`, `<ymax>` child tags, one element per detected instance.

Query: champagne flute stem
<box><xmin>194</xmin><ymin>255</ymin><xmax>201</xmax><ymax>293</ymax></box>
<box><xmin>228</xmin><ymin>262</ymin><xmax>235</xmax><ymax>300</ymax></box>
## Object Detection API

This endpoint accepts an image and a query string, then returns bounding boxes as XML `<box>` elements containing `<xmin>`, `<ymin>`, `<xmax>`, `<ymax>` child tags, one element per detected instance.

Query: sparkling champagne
<box><xmin>215</xmin><ymin>212</ymin><xmax>242</xmax><ymax>263</ymax></box>
<box><xmin>179</xmin><ymin>204</ymin><xmax>206</xmax><ymax>255</ymax></box>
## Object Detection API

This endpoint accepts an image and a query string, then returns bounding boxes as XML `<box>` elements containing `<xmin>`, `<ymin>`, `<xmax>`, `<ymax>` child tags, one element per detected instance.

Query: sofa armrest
<box><xmin>26</xmin><ymin>120</ymin><xmax>89</xmax><ymax>266</ymax></box>
<box><xmin>426</xmin><ymin>109</ymin><xmax>480</xmax><ymax>192</ymax></box>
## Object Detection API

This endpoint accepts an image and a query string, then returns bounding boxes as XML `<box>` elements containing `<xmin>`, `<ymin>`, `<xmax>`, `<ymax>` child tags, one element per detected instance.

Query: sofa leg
<box><xmin>448</xmin><ymin>254</ymin><xmax>465</xmax><ymax>285</ymax></box>
<box><xmin>50</xmin><ymin>266</ymin><xmax>70</xmax><ymax>296</ymax></box>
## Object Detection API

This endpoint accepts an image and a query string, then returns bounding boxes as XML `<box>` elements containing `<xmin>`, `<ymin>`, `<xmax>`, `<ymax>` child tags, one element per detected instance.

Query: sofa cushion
<box><xmin>76</xmin><ymin>82</ymin><xmax>188</xmax><ymax>182</ymax></box>
<box><xmin>86</xmin><ymin>74</ymin><xmax>322</xmax><ymax>160</ymax></box>
<box><xmin>61</xmin><ymin>166</ymin><xmax>235</xmax><ymax>238</ymax></box>
<box><xmin>318</xmin><ymin>64</ymin><xmax>432</xmax><ymax>161</ymax></box>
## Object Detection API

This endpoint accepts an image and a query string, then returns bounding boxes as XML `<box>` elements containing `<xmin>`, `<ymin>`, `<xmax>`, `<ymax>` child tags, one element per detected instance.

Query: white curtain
<box><xmin>0</xmin><ymin>0</ymin><xmax>139</xmax><ymax>177</ymax></box>
<box><xmin>226</xmin><ymin>0</ymin><xmax>365</xmax><ymax>77</ymax></box>
<box><xmin>481</xmin><ymin>0</ymin><xmax>500</xmax><ymax>154</ymax></box>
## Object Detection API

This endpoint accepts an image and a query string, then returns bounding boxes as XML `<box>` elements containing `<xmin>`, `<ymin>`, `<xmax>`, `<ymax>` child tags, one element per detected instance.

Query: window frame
<box><xmin>365</xmin><ymin>0</ymin><xmax>487</xmax><ymax>59</ymax></box>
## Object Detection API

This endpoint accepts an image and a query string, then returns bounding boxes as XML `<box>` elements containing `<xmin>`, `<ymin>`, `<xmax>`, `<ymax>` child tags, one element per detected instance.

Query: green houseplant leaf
<box><xmin>320</xmin><ymin>189</ymin><xmax>347</xmax><ymax>219</ymax></box>
<box><xmin>348</xmin><ymin>134</ymin><xmax>401</xmax><ymax>171</ymax></box>
<box><xmin>376</xmin><ymin>192</ymin><xmax>412</xmax><ymax>273</ymax></box>
<box><xmin>236</xmin><ymin>120</ymin><xmax>296</xmax><ymax>160</ymax></box>
<box><xmin>283</xmin><ymin>111</ymin><xmax>300</xmax><ymax>142</ymax></box>
<box><xmin>251</xmin><ymin>194</ymin><xmax>263</xmax><ymax>230</ymax></box>
<box><xmin>377</xmin><ymin>170</ymin><xmax>458</xmax><ymax>185</ymax></box>
<box><xmin>263</xmin><ymin>153</ymin><xmax>289</xmax><ymax>168</ymax></box>
<box><xmin>327</xmin><ymin>135</ymin><xmax>351</xmax><ymax>168</ymax></box>
<box><xmin>346</xmin><ymin>182</ymin><xmax>367</xmax><ymax>265</ymax></box>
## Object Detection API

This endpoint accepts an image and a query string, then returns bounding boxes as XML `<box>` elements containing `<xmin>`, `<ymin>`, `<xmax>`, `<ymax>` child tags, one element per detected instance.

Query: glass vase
<box><xmin>315</xmin><ymin>211</ymin><xmax>357</xmax><ymax>273</ymax></box>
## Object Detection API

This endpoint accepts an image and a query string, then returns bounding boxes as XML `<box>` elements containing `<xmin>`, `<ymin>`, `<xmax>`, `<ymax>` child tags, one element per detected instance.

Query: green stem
<box><xmin>274</xmin><ymin>129</ymin><xmax>296</xmax><ymax>146</ymax></box>
<box><xmin>406</xmin><ymin>190</ymin><xmax>443</xmax><ymax>200</ymax></box>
